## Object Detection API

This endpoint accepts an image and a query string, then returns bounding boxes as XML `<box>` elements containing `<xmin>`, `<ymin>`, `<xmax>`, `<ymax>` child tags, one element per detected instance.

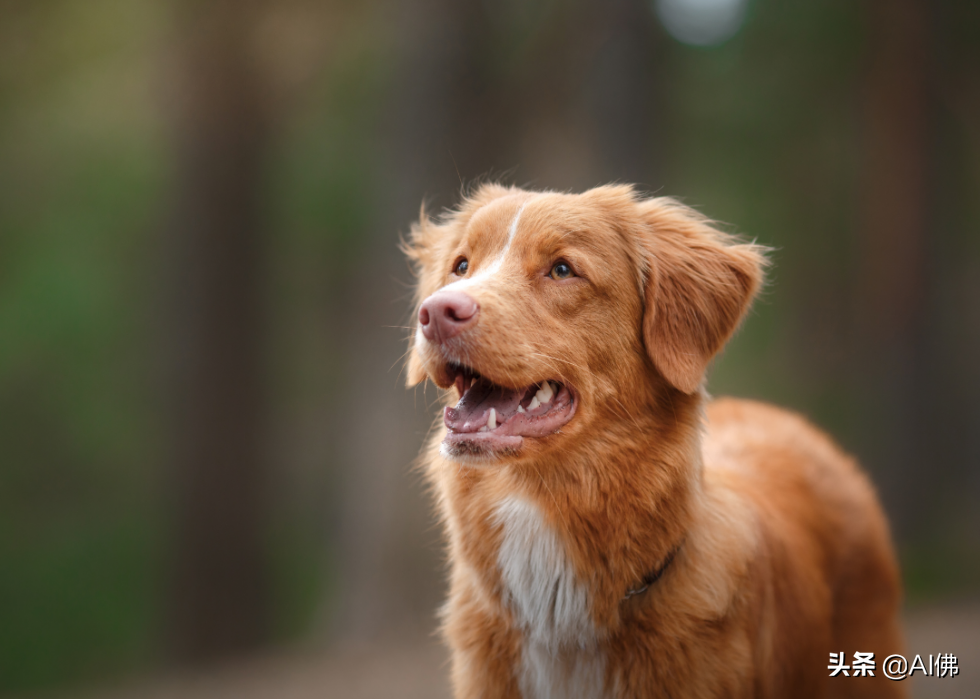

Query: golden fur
<box><xmin>404</xmin><ymin>184</ymin><xmax>906</xmax><ymax>698</ymax></box>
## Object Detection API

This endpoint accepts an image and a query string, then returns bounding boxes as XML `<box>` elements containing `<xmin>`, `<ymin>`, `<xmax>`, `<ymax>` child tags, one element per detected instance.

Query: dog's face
<box><xmin>405</xmin><ymin>184</ymin><xmax>765</xmax><ymax>464</ymax></box>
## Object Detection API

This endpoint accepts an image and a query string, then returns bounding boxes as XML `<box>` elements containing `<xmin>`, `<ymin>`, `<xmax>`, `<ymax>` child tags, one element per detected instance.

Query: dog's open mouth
<box><xmin>442</xmin><ymin>363</ymin><xmax>576</xmax><ymax>457</ymax></box>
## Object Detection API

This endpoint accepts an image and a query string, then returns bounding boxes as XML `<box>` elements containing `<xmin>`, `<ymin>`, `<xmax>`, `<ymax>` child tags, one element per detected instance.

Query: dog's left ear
<box><xmin>637</xmin><ymin>198</ymin><xmax>768</xmax><ymax>394</ymax></box>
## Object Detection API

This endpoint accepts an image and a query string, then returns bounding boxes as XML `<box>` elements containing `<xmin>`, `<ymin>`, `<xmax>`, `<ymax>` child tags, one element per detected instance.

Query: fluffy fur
<box><xmin>404</xmin><ymin>184</ymin><xmax>906</xmax><ymax>698</ymax></box>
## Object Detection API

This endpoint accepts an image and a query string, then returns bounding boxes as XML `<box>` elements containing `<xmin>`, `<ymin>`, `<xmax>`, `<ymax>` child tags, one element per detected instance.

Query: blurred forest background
<box><xmin>1</xmin><ymin>0</ymin><xmax>979</xmax><ymax>695</ymax></box>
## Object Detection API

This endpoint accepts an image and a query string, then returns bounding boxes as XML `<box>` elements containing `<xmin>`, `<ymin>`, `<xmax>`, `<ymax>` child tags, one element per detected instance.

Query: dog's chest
<box><xmin>493</xmin><ymin>497</ymin><xmax>610</xmax><ymax>699</ymax></box>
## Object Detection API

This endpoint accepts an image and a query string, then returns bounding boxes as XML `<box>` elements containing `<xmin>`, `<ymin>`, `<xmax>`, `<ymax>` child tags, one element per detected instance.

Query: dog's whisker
<box><xmin>612</xmin><ymin>396</ymin><xmax>647</xmax><ymax>435</ymax></box>
<box><xmin>389</xmin><ymin>344</ymin><xmax>417</xmax><ymax>373</ymax></box>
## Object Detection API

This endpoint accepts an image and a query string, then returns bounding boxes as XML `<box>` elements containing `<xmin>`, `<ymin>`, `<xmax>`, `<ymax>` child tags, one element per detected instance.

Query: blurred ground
<box><xmin>55</xmin><ymin>605</ymin><xmax>977</xmax><ymax>699</ymax></box>
<box><xmin>904</xmin><ymin>605</ymin><xmax>979</xmax><ymax>699</ymax></box>
<box><xmin>69</xmin><ymin>635</ymin><xmax>453</xmax><ymax>699</ymax></box>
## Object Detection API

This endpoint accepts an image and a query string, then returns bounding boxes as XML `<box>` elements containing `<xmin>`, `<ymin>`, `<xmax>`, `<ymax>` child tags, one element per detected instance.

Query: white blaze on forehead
<box><xmin>502</xmin><ymin>201</ymin><xmax>527</xmax><ymax>253</ymax></box>
<box><xmin>439</xmin><ymin>202</ymin><xmax>527</xmax><ymax>294</ymax></box>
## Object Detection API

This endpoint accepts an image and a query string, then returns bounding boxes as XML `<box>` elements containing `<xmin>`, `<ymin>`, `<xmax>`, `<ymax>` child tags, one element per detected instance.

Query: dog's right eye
<box><xmin>549</xmin><ymin>261</ymin><xmax>574</xmax><ymax>280</ymax></box>
<box><xmin>453</xmin><ymin>258</ymin><xmax>469</xmax><ymax>275</ymax></box>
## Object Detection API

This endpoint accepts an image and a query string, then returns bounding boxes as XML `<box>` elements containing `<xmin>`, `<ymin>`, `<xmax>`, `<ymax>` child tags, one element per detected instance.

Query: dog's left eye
<box><xmin>549</xmin><ymin>261</ymin><xmax>574</xmax><ymax>280</ymax></box>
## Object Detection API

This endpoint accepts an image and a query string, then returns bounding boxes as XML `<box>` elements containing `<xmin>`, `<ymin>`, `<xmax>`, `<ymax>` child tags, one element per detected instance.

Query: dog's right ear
<box><xmin>402</xmin><ymin>207</ymin><xmax>448</xmax><ymax>387</ymax></box>
<box><xmin>637</xmin><ymin>198</ymin><xmax>768</xmax><ymax>394</ymax></box>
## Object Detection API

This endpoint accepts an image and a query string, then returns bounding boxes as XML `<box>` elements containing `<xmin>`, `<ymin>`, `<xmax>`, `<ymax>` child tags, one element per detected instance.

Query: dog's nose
<box><xmin>419</xmin><ymin>290</ymin><xmax>479</xmax><ymax>343</ymax></box>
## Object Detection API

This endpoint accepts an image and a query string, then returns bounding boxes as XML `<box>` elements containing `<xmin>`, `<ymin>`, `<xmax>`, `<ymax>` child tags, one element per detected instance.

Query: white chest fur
<box><xmin>493</xmin><ymin>497</ymin><xmax>609</xmax><ymax>699</ymax></box>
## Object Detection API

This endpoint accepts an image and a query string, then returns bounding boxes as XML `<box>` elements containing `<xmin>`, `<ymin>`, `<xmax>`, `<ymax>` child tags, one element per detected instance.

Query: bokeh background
<box><xmin>1</xmin><ymin>0</ymin><xmax>978</xmax><ymax>696</ymax></box>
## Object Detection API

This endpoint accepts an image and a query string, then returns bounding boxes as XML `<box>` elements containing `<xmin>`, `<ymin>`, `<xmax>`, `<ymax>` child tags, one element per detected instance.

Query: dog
<box><xmin>403</xmin><ymin>184</ymin><xmax>906</xmax><ymax>698</ymax></box>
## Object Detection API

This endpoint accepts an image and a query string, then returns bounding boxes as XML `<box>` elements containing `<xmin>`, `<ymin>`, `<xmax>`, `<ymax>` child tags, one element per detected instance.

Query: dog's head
<box><xmin>404</xmin><ymin>184</ymin><xmax>767</xmax><ymax>464</ymax></box>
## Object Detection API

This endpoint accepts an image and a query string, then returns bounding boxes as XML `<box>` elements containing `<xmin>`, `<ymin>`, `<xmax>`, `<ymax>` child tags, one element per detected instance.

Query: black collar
<box><xmin>623</xmin><ymin>542</ymin><xmax>682</xmax><ymax>600</ymax></box>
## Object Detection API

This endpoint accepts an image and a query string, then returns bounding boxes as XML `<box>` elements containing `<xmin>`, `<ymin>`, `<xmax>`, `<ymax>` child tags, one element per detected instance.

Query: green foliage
<box><xmin>0</xmin><ymin>517</ymin><xmax>160</xmax><ymax>692</ymax></box>
<box><xmin>0</xmin><ymin>3</ymin><xmax>166</xmax><ymax>692</ymax></box>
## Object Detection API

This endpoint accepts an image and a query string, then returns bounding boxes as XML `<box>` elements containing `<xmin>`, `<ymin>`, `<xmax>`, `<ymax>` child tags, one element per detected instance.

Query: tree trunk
<box><xmin>165</xmin><ymin>0</ymin><xmax>273</xmax><ymax>663</ymax></box>
<box><xmin>856</xmin><ymin>0</ymin><xmax>933</xmax><ymax>541</ymax></box>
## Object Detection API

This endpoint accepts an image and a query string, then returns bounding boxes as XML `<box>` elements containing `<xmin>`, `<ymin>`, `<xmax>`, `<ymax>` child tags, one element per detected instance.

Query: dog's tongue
<box><xmin>445</xmin><ymin>379</ymin><xmax>523</xmax><ymax>432</ymax></box>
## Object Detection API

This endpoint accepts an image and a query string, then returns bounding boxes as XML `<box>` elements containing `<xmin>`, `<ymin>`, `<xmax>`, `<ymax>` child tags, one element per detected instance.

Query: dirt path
<box><xmin>80</xmin><ymin>637</ymin><xmax>453</xmax><ymax>699</ymax></box>
<box><xmin>68</xmin><ymin>606</ymin><xmax>977</xmax><ymax>699</ymax></box>
<box><xmin>903</xmin><ymin>605</ymin><xmax>979</xmax><ymax>699</ymax></box>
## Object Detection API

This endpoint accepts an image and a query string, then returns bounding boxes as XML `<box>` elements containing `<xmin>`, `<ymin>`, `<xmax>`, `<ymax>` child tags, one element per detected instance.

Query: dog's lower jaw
<box><xmin>439</xmin><ymin>436</ymin><xmax>522</xmax><ymax>463</ymax></box>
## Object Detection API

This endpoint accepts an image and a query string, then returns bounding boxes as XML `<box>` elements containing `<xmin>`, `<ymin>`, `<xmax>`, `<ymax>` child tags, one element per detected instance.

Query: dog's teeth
<box><xmin>470</xmin><ymin>377</ymin><xmax>476</xmax><ymax>388</ymax></box>
<box><xmin>487</xmin><ymin>408</ymin><xmax>497</xmax><ymax>430</ymax></box>
<box><xmin>528</xmin><ymin>396</ymin><xmax>540</xmax><ymax>411</ymax></box>
<box><xmin>516</xmin><ymin>405</ymin><xmax>525</xmax><ymax>413</ymax></box>
<box><xmin>535</xmin><ymin>382</ymin><xmax>554</xmax><ymax>405</ymax></box>
<box><xmin>479</xmin><ymin>425</ymin><xmax>488</xmax><ymax>432</ymax></box>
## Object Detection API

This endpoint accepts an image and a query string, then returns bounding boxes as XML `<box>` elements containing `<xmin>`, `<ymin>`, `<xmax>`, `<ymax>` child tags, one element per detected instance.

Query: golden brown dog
<box><xmin>404</xmin><ymin>184</ymin><xmax>906</xmax><ymax>698</ymax></box>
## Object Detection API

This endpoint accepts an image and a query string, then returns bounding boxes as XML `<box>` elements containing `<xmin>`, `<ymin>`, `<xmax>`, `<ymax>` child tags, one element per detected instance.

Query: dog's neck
<box><xmin>434</xmin><ymin>382</ymin><xmax>704</xmax><ymax>628</ymax></box>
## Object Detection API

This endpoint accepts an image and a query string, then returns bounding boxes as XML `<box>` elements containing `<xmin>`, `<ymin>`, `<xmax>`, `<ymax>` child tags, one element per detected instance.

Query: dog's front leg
<box><xmin>443</xmin><ymin>593</ymin><xmax>523</xmax><ymax>698</ymax></box>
